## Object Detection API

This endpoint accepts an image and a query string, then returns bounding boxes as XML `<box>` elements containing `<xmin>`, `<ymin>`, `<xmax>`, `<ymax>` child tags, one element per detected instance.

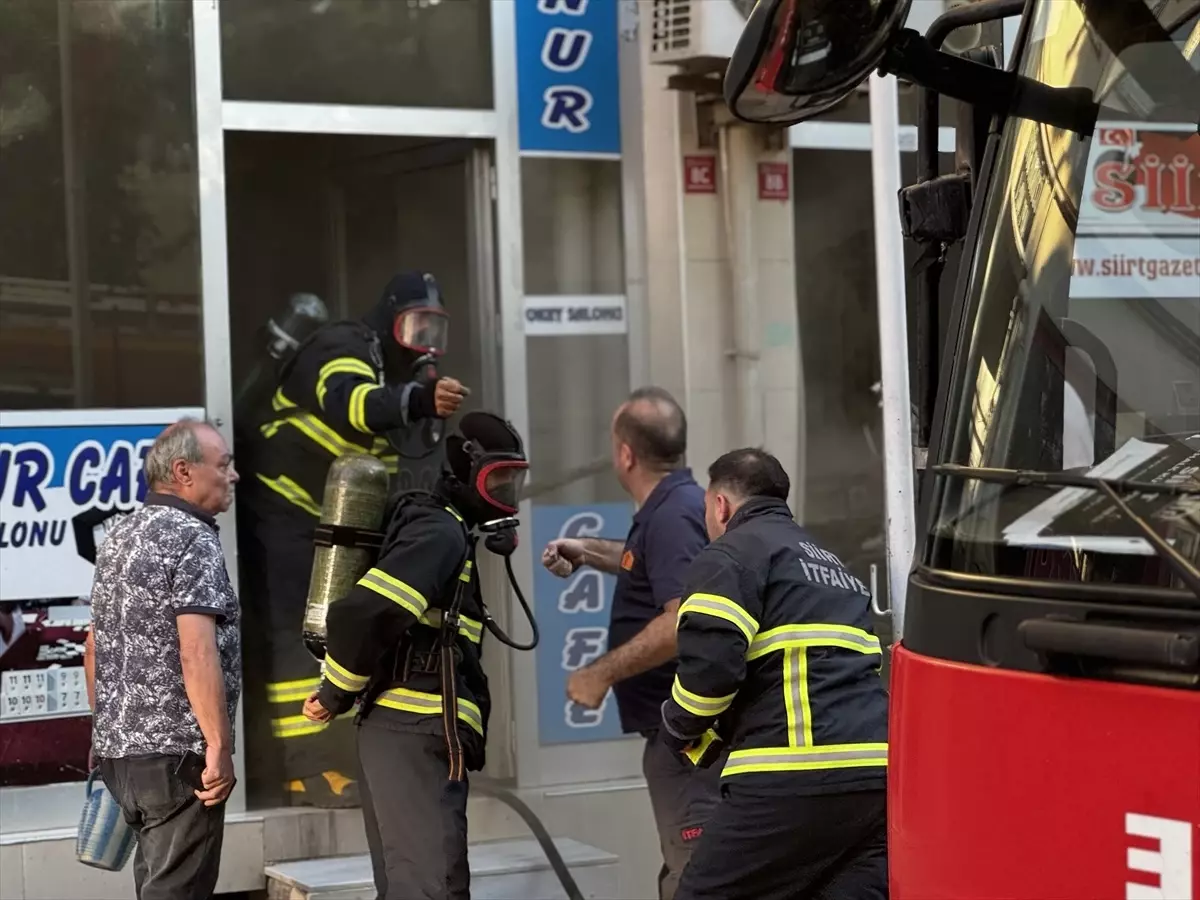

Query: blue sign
<box><xmin>0</xmin><ymin>409</ymin><xmax>204</xmax><ymax>602</ymax></box>
<box><xmin>533</xmin><ymin>502</ymin><xmax>634</xmax><ymax>744</ymax></box>
<box><xmin>515</xmin><ymin>0</ymin><xmax>622</xmax><ymax>156</ymax></box>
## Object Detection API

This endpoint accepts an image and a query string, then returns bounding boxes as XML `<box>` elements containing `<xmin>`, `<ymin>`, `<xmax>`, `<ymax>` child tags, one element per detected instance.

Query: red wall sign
<box><xmin>758</xmin><ymin>162</ymin><xmax>789</xmax><ymax>201</ymax></box>
<box><xmin>683</xmin><ymin>156</ymin><xmax>717</xmax><ymax>194</ymax></box>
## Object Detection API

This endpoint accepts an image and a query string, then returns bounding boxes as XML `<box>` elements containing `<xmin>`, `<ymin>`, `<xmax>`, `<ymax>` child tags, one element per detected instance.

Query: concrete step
<box><xmin>264</xmin><ymin>837</ymin><xmax>619</xmax><ymax>900</ymax></box>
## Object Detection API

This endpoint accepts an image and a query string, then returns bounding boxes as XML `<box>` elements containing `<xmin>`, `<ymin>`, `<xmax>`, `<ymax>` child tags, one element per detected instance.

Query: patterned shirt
<box><xmin>90</xmin><ymin>493</ymin><xmax>241</xmax><ymax>758</ymax></box>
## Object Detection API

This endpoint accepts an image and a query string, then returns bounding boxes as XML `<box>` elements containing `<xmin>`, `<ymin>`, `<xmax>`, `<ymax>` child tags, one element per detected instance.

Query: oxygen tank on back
<box><xmin>303</xmin><ymin>453</ymin><xmax>390</xmax><ymax>659</ymax></box>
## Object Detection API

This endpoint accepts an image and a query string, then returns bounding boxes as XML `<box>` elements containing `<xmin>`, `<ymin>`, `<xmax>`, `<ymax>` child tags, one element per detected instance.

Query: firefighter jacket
<box><xmin>661</xmin><ymin>497</ymin><xmax>888</xmax><ymax>795</ymax></box>
<box><xmin>316</xmin><ymin>493</ymin><xmax>490</xmax><ymax>769</ymax></box>
<box><xmin>247</xmin><ymin>321</ymin><xmax>432</xmax><ymax>518</ymax></box>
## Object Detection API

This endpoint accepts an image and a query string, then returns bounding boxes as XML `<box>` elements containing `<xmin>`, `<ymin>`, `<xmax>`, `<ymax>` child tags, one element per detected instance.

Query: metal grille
<box><xmin>648</xmin><ymin>0</ymin><xmax>693</xmax><ymax>60</ymax></box>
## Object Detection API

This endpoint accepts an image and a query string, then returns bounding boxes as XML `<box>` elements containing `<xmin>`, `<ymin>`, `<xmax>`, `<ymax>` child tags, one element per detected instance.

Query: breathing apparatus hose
<box><xmin>482</xmin><ymin>555</ymin><xmax>540</xmax><ymax>652</ymax></box>
<box><xmin>470</xmin><ymin>777</ymin><xmax>586</xmax><ymax>900</ymax></box>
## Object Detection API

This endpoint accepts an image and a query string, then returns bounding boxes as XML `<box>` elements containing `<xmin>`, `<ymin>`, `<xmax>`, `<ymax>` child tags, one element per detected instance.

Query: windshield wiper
<box><xmin>932</xmin><ymin>463</ymin><xmax>1200</xmax><ymax>598</ymax></box>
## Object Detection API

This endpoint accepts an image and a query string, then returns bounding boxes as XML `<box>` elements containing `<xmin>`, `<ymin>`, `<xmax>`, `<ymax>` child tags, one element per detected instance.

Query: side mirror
<box><xmin>723</xmin><ymin>0</ymin><xmax>914</xmax><ymax>125</ymax></box>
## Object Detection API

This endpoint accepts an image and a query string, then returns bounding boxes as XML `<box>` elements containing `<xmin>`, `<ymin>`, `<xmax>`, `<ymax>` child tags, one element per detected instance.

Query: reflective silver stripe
<box><xmin>783</xmin><ymin>648</ymin><xmax>811</xmax><ymax>747</ymax></box>
<box><xmin>358</xmin><ymin>569</ymin><xmax>428</xmax><ymax>618</ymax></box>
<box><xmin>748</xmin><ymin>625</ymin><xmax>881</xmax><ymax>661</ymax></box>
<box><xmin>377</xmin><ymin>689</ymin><xmax>441</xmax><ymax>714</ymax></box>
<box><xmin>678</xmin><ymin>593</ymin><xmax>759</xmax><ymax>644</ymax></box>
<box><xmin>723</xmin><ymin>744</ymin><xmax>888</xmax><ymax>776</ymax></box>
<box><xmin>671</xmin><ymin>677</ymin><xmax>734</xmax><ymax>717</ymax></box>
<box><xmin>457</xmin><ymin>699</ymin><xmax>484</xmax><ymax>736</ymax></box>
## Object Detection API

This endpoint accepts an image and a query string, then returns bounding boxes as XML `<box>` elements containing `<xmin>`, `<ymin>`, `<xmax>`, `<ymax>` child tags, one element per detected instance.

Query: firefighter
<box><xmin>301</xmin><ymin>411</ymin><xmax>529</xmax><ymax>900</ymax></box>
<box><xmin>237</xmin><ymin>271</ymin><xmax>467</xmax><ymax>808</ymax></box>
<box><xmin>661</xmin><ymin>448</ymin><xmax>889</xmax><ymax>900</ymax></box>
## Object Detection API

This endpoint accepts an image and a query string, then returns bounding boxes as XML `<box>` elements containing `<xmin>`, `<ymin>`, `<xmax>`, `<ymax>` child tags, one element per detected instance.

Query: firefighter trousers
<box><xmin>357</xmin><ymin>714</ymin><xmax>470</xmax><ymax>900</ymax></box>
<box><xmin>238</xmin><ymin>495</ymin><xmax>358</xmax><ymax>799</ymax></box>
<box><xmin>675</xmin><ymin>785</ymin><xmax>887</xmax><ymax>900</ymax></box>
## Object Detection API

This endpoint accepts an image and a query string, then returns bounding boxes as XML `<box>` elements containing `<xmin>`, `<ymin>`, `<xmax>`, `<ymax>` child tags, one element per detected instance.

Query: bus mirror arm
<box><xmin>879</xmin><ymin>29</ymin><xmax>1099</xmax><ymax>139</ymax></box>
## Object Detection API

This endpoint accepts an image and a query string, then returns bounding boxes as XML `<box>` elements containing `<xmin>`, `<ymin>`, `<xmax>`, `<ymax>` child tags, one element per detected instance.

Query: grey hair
<box><xmin>144</xmin><ymin>417</ymin><xmax>216</xmax><ymax>489</ymax></box>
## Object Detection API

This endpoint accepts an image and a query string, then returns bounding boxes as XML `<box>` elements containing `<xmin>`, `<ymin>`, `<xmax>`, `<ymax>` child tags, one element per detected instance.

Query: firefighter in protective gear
<box><xmin>301</xmin><ymin>411</ymin><xmax>528</xmax><ymax>900</ymax></box>
<box><xmin>237</xmin><ymin>271</ymin><xmax>467</xmax><ymax>808</ymax></box>
<box><xmin>661</xmin><ymin>448</ymin><xmax>889</xmax><ymax>900</ymax></box>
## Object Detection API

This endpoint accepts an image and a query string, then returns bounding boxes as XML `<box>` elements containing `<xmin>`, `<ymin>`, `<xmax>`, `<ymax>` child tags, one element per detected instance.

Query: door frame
<box><xmin>191</xmin><ymin>0</ymin><xmax>527</xmax><ymax>794</ymax></box>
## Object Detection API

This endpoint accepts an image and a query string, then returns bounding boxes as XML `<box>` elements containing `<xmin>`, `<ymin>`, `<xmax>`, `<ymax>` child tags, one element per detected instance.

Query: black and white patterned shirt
<box><xmin>90</xmin><ymin>493</ymin><xmax>241</xmax><ymax>758</ymax></box>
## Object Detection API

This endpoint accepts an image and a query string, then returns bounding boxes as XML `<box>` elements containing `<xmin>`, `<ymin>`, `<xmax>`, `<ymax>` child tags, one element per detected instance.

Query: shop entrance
<box><xmin>224</xmin><ymin>132</ymin><xmax>499</xmax><ymax>491</ymax></box>
<box><xmin>223</xmin><ymin>132</ymin><xmax>498</xmax><ymax>805</ymax></box>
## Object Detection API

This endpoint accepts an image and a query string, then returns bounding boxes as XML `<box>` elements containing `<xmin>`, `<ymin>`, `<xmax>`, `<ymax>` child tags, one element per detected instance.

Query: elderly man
<box><xmin>84</xmin><ymin>418</ymin><xmax>241</xmax><ymax>900</ymax></box>
<box><xmin>541</xmin><ymin>386</ymin><xmax>718</xmax><ymax>900</ymax></box>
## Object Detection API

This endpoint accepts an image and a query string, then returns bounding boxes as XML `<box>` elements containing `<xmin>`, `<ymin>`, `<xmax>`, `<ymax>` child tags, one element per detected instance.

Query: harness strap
<box><xmin>313</xmin><ymin>524</ymin><xmax>385</xmax><ymax>551</ymax></box>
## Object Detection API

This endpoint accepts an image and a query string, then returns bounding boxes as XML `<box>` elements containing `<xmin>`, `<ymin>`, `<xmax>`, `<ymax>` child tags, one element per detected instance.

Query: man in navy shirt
<box><xmin>542</xmin><ymin>386</ymin><xmax>719</xmax><ymax>900</ymax></box>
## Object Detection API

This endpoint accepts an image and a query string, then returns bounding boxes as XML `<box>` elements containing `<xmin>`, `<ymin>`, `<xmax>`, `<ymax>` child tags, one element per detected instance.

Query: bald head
<box><xmin>612</xmin><ymin>386</ymin><xmax>687</xmax><ymax>474</ymax></box>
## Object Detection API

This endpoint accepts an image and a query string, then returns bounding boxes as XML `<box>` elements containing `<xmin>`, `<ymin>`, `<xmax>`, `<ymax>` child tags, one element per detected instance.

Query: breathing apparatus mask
<box><xmin>371</xmin><ymin>272</ymin><xmax>452</xmax><ymax>459</ymax></box>
<box><xmin>441</xmin><ymin>412</ymin><xmax>538</xmax><ymax>650</ymax></box>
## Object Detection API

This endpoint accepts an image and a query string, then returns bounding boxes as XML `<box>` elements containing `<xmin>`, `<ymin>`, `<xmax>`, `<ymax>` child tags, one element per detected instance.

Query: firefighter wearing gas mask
<box><xmin>301</xmin><ymin>412</ymin><xmax>530</xmax><ymax>900</ymax></box>
<box><xmin>237</xmin><ymin>271</ymin><xmax>467</xmax><ymax>808</ymax></box>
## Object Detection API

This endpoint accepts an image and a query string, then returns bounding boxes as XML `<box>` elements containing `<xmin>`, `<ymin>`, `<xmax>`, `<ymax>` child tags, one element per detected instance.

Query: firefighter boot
<box><xmin>284</xmin><ymin>771</ymin><xmax>361</xmax><ymax>809</ymax></box>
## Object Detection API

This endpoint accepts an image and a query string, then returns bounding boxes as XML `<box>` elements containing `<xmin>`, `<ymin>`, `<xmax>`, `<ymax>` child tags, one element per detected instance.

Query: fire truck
<box><xmin>725</xmin><ymin>0</ymin><xmax>1199</xmax><ymax>897</ymax></box>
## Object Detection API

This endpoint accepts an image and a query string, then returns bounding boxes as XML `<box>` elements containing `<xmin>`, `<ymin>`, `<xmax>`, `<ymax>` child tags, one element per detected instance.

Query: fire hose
<box><xmin>471</xmin><ymin>777</ymin><xmax>586</xmax><ymax>900</ymax></box>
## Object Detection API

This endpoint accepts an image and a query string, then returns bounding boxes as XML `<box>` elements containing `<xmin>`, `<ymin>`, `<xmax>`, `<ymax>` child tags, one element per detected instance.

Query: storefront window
<box><xmin>522</xmin><ymin>158</ymin><xmax>628</xmax><ymax>506</ymax></box>
<box><xmin>791</xmin><ymin>146</ymin><xmax>958</xmax><ymax>657</ymax></box>
<box><xmin>0</xmin><ymin>0</ymin><xmax>201</xmax><ymax>792</ymax></box>
<box><xmin>220</xmin><ymin>0</ymin><xmax>494</xmax><ymax>109</ymax></box>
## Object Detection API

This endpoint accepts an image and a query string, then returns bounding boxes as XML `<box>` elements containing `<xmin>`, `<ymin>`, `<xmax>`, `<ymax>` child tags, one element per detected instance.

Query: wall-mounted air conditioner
<box><xmin>647</xmin><ymin>0</ymin><xmax>753</xmax><ymax>69</ymax></box>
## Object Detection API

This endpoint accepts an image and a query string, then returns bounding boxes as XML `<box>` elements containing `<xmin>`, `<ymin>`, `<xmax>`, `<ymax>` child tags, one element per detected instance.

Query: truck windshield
<box><xmin>926</xmin><ymin>0</ymin><xmax>1200</xmax><ymax>592</ymax></box>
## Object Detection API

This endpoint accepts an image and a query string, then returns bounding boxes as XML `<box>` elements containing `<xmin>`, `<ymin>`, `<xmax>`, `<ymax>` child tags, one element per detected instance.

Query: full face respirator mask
<box><xmin>444</xmin><ymin>416</ymin><xmax>538</xmax><ymax>650</ymax></box>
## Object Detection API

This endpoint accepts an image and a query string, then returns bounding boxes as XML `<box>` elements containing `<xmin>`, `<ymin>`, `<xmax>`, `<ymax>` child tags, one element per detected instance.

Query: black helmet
<box><xmin>364</xmin><ymin>271</ymin><xmax>449</xmax><ymax>357</ymax></box>
<box><xmin>439</xmin><ymin>411</ymin><xmax>529</xmax><ymax>526</ymax></box>
<box><xmin>723</xmin><ymin>0</ymin><xmax>913</xmax><ymax>125</ymax></box>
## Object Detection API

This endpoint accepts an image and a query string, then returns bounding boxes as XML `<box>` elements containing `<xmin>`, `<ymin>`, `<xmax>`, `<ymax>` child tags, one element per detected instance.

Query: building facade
<box><xmin>0</xmin><ymin>0</ymin><xmax>984</xmax><ymax>895</ymax></box>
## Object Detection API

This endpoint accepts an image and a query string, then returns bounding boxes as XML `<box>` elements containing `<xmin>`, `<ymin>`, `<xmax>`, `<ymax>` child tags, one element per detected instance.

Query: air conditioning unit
<box><xmin>647</xmin><ymin>0</ymin><xmax>752</xmax><ymax>69</ymax></box>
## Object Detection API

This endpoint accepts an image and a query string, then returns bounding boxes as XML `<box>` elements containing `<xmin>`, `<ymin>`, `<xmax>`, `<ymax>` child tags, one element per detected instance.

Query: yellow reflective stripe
<box><xmin>747</xmin><ymin>624</ymin><xmax>881</xmax><ymax>662</ymax></box>
<box><xmin>288</xmin><ymin>412</ymin><xmax>360</xmax><ymax>457</ymax></box>
<box><xmin>722</xmin><ymin>743</ymin><xmax>888</xmax><ymax>776</ymax></box>
<box><xmin>272</xmin><ymin>714</ymin><xmax>328</xmax><ymax>739</ymax></box>
<box><xmin>358</xmin><ymin>568</ymin><xmax>428</xmax><ymax>618</ymax></box>
<box><xmin>373</xmin><ymin>688</ymin><xmax>484</xmax><ymax>736</ymax></box>
<box><xmin>678</xmin><ymin>593</ymin><xmax>760</xmax><ymax>645</ymax></box>
<box><xmin>316</xmin><ymin>357</ymin><xmax>377</xmax><ymax>409</ymax></box>
<box><xmin>458</xmin><ymin>614</ymin><xmax>483</xmax><ymax>644</ymax></box>
<box><xmin>323</xmin><ymin>655</ymin><xmax>369</xmax><ymax>693</ymax></box>
<box><xmin>348</xmin><ymin>382</ymin><xmax>381</xmax><ymax>434</ymax></box>
<box><xmin>671</xmin><ymin>676</ymin><xmax>734</xmax><ymax>718</ymax></box>
<box><xmin>782</xmin><ymin>647</ymin><xmax>813</xmax><ymax>747</ymax></box>
<box><xmin>255</xmin><ymin>472</ymin><xmax>322</xmax><ymax>518</ymax></box>
<box><xmin>459</xmin><ymin>560</ymin><xmax>474</xmax><ymax>583</ymax></box>
<box><xmin>444</xmin><ymin>505</ymin><xmax>464</xmax><ymax>523</ymax></box>
<box><xmin>267</xmin><ymin>677</ymin><xmax>322</xmax><ymax>704</ymax></box>
<box><xmin>420</xmin><ymin>609</ymin><xmax>484</xmax><ymax>645</ymax></box>
<box><xmin>273</xmin><ymin>388</ymin><xmax>296</xmax><ymax>411</ymax></box>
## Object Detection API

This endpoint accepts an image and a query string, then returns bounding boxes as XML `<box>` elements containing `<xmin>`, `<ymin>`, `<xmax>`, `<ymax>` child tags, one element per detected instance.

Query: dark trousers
<box><xmin>676</xmin><ymin>785</ymin><xmax>888</xmax><ymax>900</ymax></box>
<box><xmin>641</xmin><ymin>729</ymin><xmax>724</xmax><ymax>900</ymax></box>
<box><xmin>238</xmin><ymin>496</ymin><xmax>358</xmax><ymax>798</ymax></box>
<box><xmin>357</xmin><ymin>716</ymin><xmax>470</xmax><ymax>900</ymax></box>
<box><xmin>98</xmin><ymin>755</ymin><xmax>226</xmax><ymax>900</ymax></box>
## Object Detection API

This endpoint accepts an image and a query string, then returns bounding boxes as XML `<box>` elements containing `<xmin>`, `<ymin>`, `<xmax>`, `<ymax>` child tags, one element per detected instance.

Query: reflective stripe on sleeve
<box><xmin>670</xmin><ymin>676</ymin><xmax>735</xmax><ymax>718</ymax></box>
<box><xmin>459</xmin><ymin>560</ymin><xmax>474</xmax><ymax>583</ymax></box>
<box><xmin>316</xmin><ymin>357</ymin><xmax>377</xmax><ymax>409</ymax></box>
<box><xmin>348</xmin><ymin>382</ymin><xmax>381</xmax><ymax>433</ymax></box>
<box><xmin>266</xmin><ymin>677</ymin><xmax>322</xmax><ymax>704</ymax></box>
<box><xmin>323</xmin><ymin>655</ymin><xmax>370</xmax><ymax>693</ymax></box>
<box><xmin>373</xmin><ymin>687</ymin><xmax>484</xmax><ymax>736</ymax></box>
<box><xmin>678</xmin><ymin>592</ymin><xmax>760</xmax><ymax>644</ymax></box>
<box><xmin>722</xmin><ymin>743</ymin><xmax>888</xmax><ymax>776</ymax></box>
<box><xmin>255</xmin><ymin>473</ymin><xmax>323</xmax><ymax>518</ymax></box>
<box><xmin>747</xmin><ymin>624</ymin><xmax>881</xmax><ymax>662</ymax></box>
<box><xmin>357</xmin><ymin>568</ymin><xmax>429</xmax><ymax>619</ymax></box>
